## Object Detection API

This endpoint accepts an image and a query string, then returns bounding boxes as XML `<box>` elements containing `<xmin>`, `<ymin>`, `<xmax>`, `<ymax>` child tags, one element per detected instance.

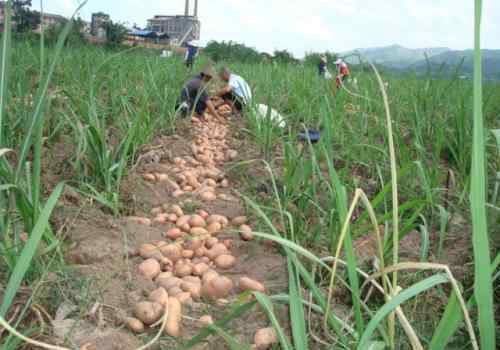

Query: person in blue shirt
<box><xmin>185</xmin><ymin>43</ymin><xmax>199</xmax><ymax>70</ymax></box>
<box><xmin>318</xmin><ymin>56</ymin><xmax>327</xmax><ymax>76</ymax></box>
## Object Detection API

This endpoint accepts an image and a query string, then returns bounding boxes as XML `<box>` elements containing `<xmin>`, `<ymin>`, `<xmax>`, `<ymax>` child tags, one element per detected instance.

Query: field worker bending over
<box><xmin>318</xmin><ymin>56</ymin><xmax>332</xmax><ymax>79</ymax></box>
<box><xmin>176</xmin><ymin>65</ymin><xmax>221</xmax><ymax>120</ymax></box>
<box><xmin>335</xmin><ymin>58</ymin><xmax>350</xmax><ymax>88</ymax></box>
<box><xmin>216</xmin><ymin>67</ymin><xmax>253</xmax><ymax>115</ymax></box>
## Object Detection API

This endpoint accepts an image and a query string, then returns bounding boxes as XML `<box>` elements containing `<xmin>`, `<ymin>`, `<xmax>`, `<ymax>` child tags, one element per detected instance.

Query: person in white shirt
<box><xmin>215</xmin><ymin>67</ymin><xmax>252</xmax><ymax>114</ymax></box>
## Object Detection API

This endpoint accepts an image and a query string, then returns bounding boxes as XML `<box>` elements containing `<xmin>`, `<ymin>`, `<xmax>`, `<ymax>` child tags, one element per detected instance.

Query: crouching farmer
<box><xmin>176</xmin><ymin>65</ymin><xmax>221</xmax><ymax>120</ymax></box>
<box><xmin>215</xmin><ymin>67</ymin><xmax>252</xmax><ymax>115</ymax></box>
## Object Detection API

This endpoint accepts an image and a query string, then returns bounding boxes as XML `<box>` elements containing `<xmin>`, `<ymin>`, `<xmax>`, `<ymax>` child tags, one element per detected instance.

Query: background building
<box><xmin>147</xmin><ymin>0</ymin><xmax>200</xmax><ymax>45</ymax></box>
<box><xmin>34</xmin><ymin>13</ymin><xmax>66</xmax><ymax>33</ymax></box>
<box><xmin>91</xmin><ymin>12</ymin><xmax>109</xmax><ymax>39</ymax></box>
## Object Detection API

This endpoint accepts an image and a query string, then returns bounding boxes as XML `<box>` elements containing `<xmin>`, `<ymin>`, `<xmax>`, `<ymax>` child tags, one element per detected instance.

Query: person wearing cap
<box><xmin>318</xmin><ymin>56</ymin><xmax>333</xmax><ymax>80</ymax></box>
<box><xmin>185</xmin><ymin>42</ymin><xmax>199</xmax><ymax>70</ymax></box>
<box><xmin>214</xmin><ymin>67</ymin><xmax>252</xmax><ymax>114</ymax></box>
<box><xmin>176</xmin><ymin>65</ymin><xmax>221</xmax><ymax>120</ymax></box>
<box><xmin>335</xmin><ymin>58</ymin><xmax>350</xmax><ymax>88</ymax></box>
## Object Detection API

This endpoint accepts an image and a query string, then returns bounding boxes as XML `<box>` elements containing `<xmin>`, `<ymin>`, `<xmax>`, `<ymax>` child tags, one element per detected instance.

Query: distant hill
<box><xmin>341</xmin><ymin>45</ymin><xmax>500</xmax><ymax>81</ymax></box>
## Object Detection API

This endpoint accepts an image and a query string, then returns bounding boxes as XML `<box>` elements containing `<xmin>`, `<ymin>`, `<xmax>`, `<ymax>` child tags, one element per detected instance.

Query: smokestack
<box><xmin>185</xmin><ymin>0</ymin><xmax>190</xmax><ymax>16</ymax></box>
<box><xmin>194</xmin><ymin>0</ymin><xmax>198</xmax><ymax>17</ymax></box>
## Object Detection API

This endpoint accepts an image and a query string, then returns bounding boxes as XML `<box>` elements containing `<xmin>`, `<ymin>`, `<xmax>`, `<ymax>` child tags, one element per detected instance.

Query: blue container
<box><xmin>298</xmin><ymin>129</ymin><xmax>321</xmax><ymax>144</ymax></box>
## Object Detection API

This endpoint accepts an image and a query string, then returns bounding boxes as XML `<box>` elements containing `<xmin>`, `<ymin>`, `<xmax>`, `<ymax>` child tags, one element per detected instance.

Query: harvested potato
<box><xmin>207</xmin><ymin>215</ymin><xmax>228</xmax><ymax>226</ymax></box>
<box><xmin>182</xmin><ymin>276</ymin><xmax>201</xmax><ymax>285</ymax></box>
<box><xmin>197</xmin><ymin>209</ymin><xmax>210</xmax><ymax>219</ymax></box>
<box><xmin>139</xmin><ymin>244</ymin><xmax>162</xmax><ymax>260</ymax></box>
<box><xmin>149</xmin><ymin>287</ymin><xmax>169</xmax><ymax>306</ymax></box>
<box><xmin>205</xmin><ymin>237</ymin><xmax>219</xmax><ymax>249</ymax></box>
<box><xmin>190</xmin><ymin>227</ymin><xmax>209</xmax><ymax>236</ymax></box>
<box><xmin>181</xmin><ymin>281</ymin><xmax>201</xmax><ymax>299</ymax></box>
<box><xmin>172</xmin><ymin>190</ymin><xmax>184</xmax><ymax>197</ymax></box>
<box><xmin>166</xmin><ymin>228</ymin><xmax>183</xmax><ymax>240</ymax></box>
<box><xmin>184</xmin><ymin>238</ymin><xmax>204</xmax><ymax>251</ymax></box>
<box><xmin>182</xmin><ymin>250</ymin><xmax>194</xmax><ymax>259</ymax></box>
<box><xmin>151</xmin><ymin>207</ymin><xmax>163</xmax><ymax>216</ymax></box>
<box><xmin>168</xmin><ymin>286</ymin><xmax>183</xmax><ymax>296</ymax></box>
<box><xmin>134</xmin><ymin>301</ymin><xmax>163</xmax><ymax>325</ymax></box>
<box><xmin>198</xmin><ymin>315</ymin><xmax>214</xmax><ymax>327</ymax></box>
<box><xmin>240</xmin><ymin>224</ymin><xmax>254</xmax><ymax>241</ymax></box>
<box><xmin>254</xmin><ymin>328</ymin><xmax>278</xmax><ymax>350</ymax></box>
<box><xmin>202</xmin><ymin>270</ymin><xmax>219</xmax><ymax>284</ymax></box>
<box><xmin>176</xmin><ymin>215</ymin><xmax>191</xmax><ymax>228</ymax></box>
<box><xmin>189</xmin><ymin>215</ymin><xmax>207</xmax><ymax>228</ymax></box>
<box><xmin>194</xmin><ymin>247</ymin><xmax>207</xmax><ymax>258</ymax></box>
<box><xmin>176</xmin><ymin>292</ymin><xmax>193</xmax><ymax>305</ymax></box>
<box><xmin>160</xmin><ymin>244</ymin><xmax>182</xmax><ymax>263</ymax></box>
<box><xmin>206</xmin><ymin>243</ymin><xmax>229</xmax><ymax>260</ymax></box>
<box><xmin>175</xmin><ymin>263</ymin><xmax>193</xmax><ymax>277</ymax></box>
<box><xmin>202</xmin><ymin>276</ymin><xmax>233</xmax><ymax>299</ymax></box>
<box><xmin>143</xmin><ymin>173</ymin><xmax>156</xmax><ymax>182</ymax></box>
<box><xmin>239</xmin><ymin>277</ymin><xmax>266</xmax><ymax>293</ymax></box>
<box><xmin>138</xmin><ymin>259</ymin><xmax>161</xmax><ymax>279</ymax></box>
<box><xmin>222</xmin><ymin>239</ymin><xmax>233</xmax><ymax>250</ymax></box>
<box><xmin>126</xmin><ymin>317</ymin><xmax>145</xmax><ymax>333</ymax></box>
<box><xmin>155</xmin><ymin>271</ymin><xmax>173</xmax><ymax>283</ymax></box>
<box><xmin>192</xmin><ymin>262</ymin><xmax>210</xmax><ymax>276</ymax></box>
<box><xmin>232</xmin><ymin>216</ymin><xmax>248</xmax><ymax>226</ymax></box>
<box><xmin>159</xmin><ymin>257</ymin><xmax>173</xmax><ymax>271</ymax></box>
<box><xmin>157</xmin><ymin>276</ymin><xmax>182</xmax><ymax>290</ymax></box>
<box><xmin>215</xmin><ymin>254</ymin><xmax>236</xmax><ymax>269</ymax></box>
<box><xmin>201</xmin><ymin>191</ymin><xmax>217</xmax><ymax>201</ymax></box>
<box><xmin>171</xmin><ymin>205</ymin><xmax>184</xmax><ymax>217</ymax></box>
<box><xmin>207</xmin><ymin>222</ymin><xmax>222</xmax><ymax>235</ymax></box>
<box><xmin>165</xmin><ymin>297</ymin><xmax>182</xmax><ymax>337</ymax></box>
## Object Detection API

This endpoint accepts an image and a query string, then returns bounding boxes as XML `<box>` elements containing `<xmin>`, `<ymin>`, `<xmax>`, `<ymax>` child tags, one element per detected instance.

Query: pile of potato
<box><xmin>127</xmin><ymin>109</ymin><xmax>279</xmax><ymax>348</ymax></box>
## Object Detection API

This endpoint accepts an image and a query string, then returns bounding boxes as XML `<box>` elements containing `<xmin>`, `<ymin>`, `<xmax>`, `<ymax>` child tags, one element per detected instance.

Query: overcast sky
<box><xmin>32</xmin><ymin>0</ymin><xmax>500</xmax><ymax>57</ymax></box>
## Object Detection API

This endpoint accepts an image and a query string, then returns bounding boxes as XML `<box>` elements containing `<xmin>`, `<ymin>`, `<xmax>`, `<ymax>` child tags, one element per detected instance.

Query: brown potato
<box><xmin>171</xmin><ymin>205</ymin><xmax>184</xmax><ymax>217</ymax></box>
<box><xmin>232</xmin><ymin>216</ymin><xmax>248</xmax><ymax>226</ymax></box>
<box><xmin>184</xmin><ymin>238</ymin><xmax>204</xmax><ymax>251</ymax></box>
<box><xmin>200</xmin><ymin>191</ymin><xmax>217</xmax><ymax>201</ymax></box>
<box><xmin>194</xmin><ymin>247</ymin><xmax>207</xmax><ymax>258</ymax></box>
<box><xmin>205</xmin><ymin>237</ymin><xmax>219</xmax><ymax>249</ymax></box>
<box><xmin>198</xmin><ymin>315</ymin><xmax>214</xmax><ymax>327</ymax></box>
<box><xmin>138</xmin><ymin>259</ymin><xmax>161</xmax><ymax>279</ymax></box>
<box><xmin>182</xmin><ymin>276</ymin><xmax>201</xmax><ymax>285</ymax></box>
<box><xmin>181</xmin><ymin>281</ymin><xmax>201</xmax><ymax>299</ymax></box>
<box><xmin>172</xmin><ymin>190</ymin><xmax>184</xmax><ymax>197</ymax></box>
<box><xmin>149</xmin><ymin>287</ymin><xmax>169</xmax><ymax>306</ymax></box>
<box><xmin>139</xmin><ymin>244</ymin><xmax>162</xmax><ymax>260</ymax></box>
<box><xmin>176</xmin><ymin>292</ymin><xmax>193</xmax><ymax>305</ymax></box>
<box><xmin>254</xmin><ymin>328</ymin><xmax>278</xmax><ymax>350</ymax></box>
<box><xmin>190</xmin><ymin>227</ymin><xmax>209</xmax><ymax>236</ymax></box>
<box><xmin>240</xmin><ymin>224</ymin><xmax>254</xmax><ymax>241</ymax></box>
<box><xmin>189</xmin><ymin>215</ymin><xmax>207</xmax><ymax>228</ymax></box>
<box><xmin>165</xmin><ymin>298</ymin><xmax>182</xmax><ymax>337</ymax></box>
<box><xmin>175</xmin><ymin>263</ymin><xmax>193</xmax><ymax>278</ymax></box>
<box><xmin>202</xmin><ymin>270</ymin><xmax>219</xmax><ymax>284</ymax></box>
<box><xmin>197</xmin><ymin>209</ymin><xmax>210</xmax><ymax>219</ymax></box>
<box><xmin>168</xmin><ymin>286</ymin><xmax>183</xmax><ymax>296</ymax></box>
<box><xmin>182</xmin><ymin>250</ymin><xmax>194</xmax><ymax>259</ymax></box>
<box><xmin>134</xmin><ymin>301</ymin><xmax>163</xmax><ymax>325</ymax></box>
<box><xmin>214</xmin><ymin>254</ymin><xmax>236</xmax><ymax>269</ymax></box>
<box><xmin>207</xmin><ymin>222</ymin><xmax>222</xmax><ymax>235</ymax></box>
<box><xmin>176</xmin><ymin>215</ymin><xmax>191</xmax><ymax>228</ymax></box>
<box><xmin>126</xmin><ymin>317</ymin><xmax>145</xmax><ymax>333</ymax></box>
<box><xmin>192</xmin><ymin>262</ymin><xmax>210</xmax><ymax>276</ymax></box>
<box><xmin>165</xmin><ymin>228</ymin><xmax>183</xmax><ymax>240</ymax></box>
<box><xmin>160</xmin><ymin>244</ymin><xmax>182</xmax><ymax>263</ymax></box>
<box><xmin>239</xmin><ymin>277</ymin><xmax>266</xmax><ymax>293</ymax></box>
<box><xmin>157</xmin><ymin>276</ymin><xmax>182</xmax><ymax>290</ymax></box>
<box><xmin>151</xmin><ymin>207</ymin><xmax>164</xmax><ymax>216</ymax></box>
<box><xmin>202</xmin><ymin>276</ymin><xmax>233</xmax><ymax>299</ymax></box>
<box><xmin>143</xmin><ymin>173</ymin><xmax>156</xmax><ymax>182</ymax></box>
<box><xmin>206</xmin><ymin>243</ymin><xmax>228</xmax><ymax>260</ymax></box>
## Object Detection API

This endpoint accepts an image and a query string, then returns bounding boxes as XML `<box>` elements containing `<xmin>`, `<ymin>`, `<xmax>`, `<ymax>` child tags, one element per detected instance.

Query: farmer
<box><xmin>335</xmin><ymin>58</ymin><xmax>350</xmax><ymax>88</ymax></box>
<box><xmin>184</xmin><ymin>41</ymin><xmax>199</xmax><ymax>70</ymax></box>
<box><xmin>215</xmin><ymin>67</ymin><xmax>253</xmax><ymax>114</ymax></box>
<box><xmin>176</xmin><ymin>65</ymin><xmax>221</xmax><ymax>120</ymax></box>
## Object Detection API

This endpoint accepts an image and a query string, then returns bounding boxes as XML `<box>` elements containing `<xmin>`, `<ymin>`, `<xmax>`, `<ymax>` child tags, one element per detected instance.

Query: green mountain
<box><xmin>342</xmin><ymin>44</ymin><xmax>450</xmax><ymax>69</ymax></box>
<box><xmin>341</xmin><ymin>45</ymin><xmax>500</xmax><ymax>81</ymax></box>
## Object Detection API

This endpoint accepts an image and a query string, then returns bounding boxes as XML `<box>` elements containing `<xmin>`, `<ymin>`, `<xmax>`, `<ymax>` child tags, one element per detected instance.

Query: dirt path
<box><xmin>54</xmin><ymin>113</ymin><xmax>288</xmax><ymax>349</ymax></box>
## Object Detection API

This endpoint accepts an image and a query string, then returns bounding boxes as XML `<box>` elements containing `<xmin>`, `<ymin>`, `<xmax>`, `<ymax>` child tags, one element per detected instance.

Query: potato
<box><xmin>156</xmin><ymin>173</ymin><xmax>169</xmax><ymax>182</ymax></box>
<box><xmin>226</xmin><ymin>150</ymin><xmax>238</xmax><ymax>161</ymax></box>
<box><xmin>138</xmin><ymin>259</ymin><xmax>161</xmax><ymax>279</ymax></box>
<box><xmin>184</xmin><ymin>238</ymin><xmax>204</xmax><ymax>251</ymax></box>
<box><xmin>167</xmin><ymin>214</ymin><xmax>178</xmax><ymax>223</ymax></box>
<box><xmin>176</xmin><ymin>215</ymin><xmax>191</xmax><ymax>228</ymax></box>
<box><xmin>181</xmin><ymin>281</ymin><xmax>201</xmax><ymax>299</ymax></box>
<box><xmin>195</xmin><ymin>247</ymin><xmax>207</xmax><ymax>258</ymax></box>
<box><xmin>134</xmin><ymin>301</ymin><xmax>163</xmax><ymax>325</ymax></box>
<box><xmin>232</xmin><ymin>216</ymin><xmax>248</xmax><ymax>226</ymax></box>
<box><xmin>165</xmin><ymin>298</ymin><xmax>182</xmax><ymax>337</ymax></box>
<box><xmin>197</xmin><ymin>209</ymin><xmax>210</xmax><ymax>219</ymax></box>
<box><xmin>176</xmin><ymin>292</ymin><xmax>193</xmax><ymax>305</ymax></box>
<box><xmin>207</xmin><ymin>215</ymin><xmax>229</xmax><ymax>226</ymax></box>
<box><xmin>155</xmin><ymin>271</ymin><xmax>173</xmax><ymax>284</ymax></box>
<box><xmin>206</xmin><ymin>243</ymin><xmax>228</xmax><ymax>260</ymax></box>
<box><xmin>207</xmin><ymin>222</ymin><xmax>222</xmax><ymax>235</ymax></box>
<box><xmin>201</xmin><ymin>191</ymin><xmax>217</xmax><ymax>201</ymax></box>
<box><xmin>151</xmin><ymin>207</ymin><xmax>164</xmax><ymax>216</ymax></box>
<box><xmin>139</xmin><ymin>244</ymin><xmax>162</xmax><ymax>260</ymax></box>
<box><xmin>220</xmin><ymin>179</ymin><xmax>229</xmax><ymax>188</ymax></box>
<box><xmin>157</xmin><ymin>276</ymin><xmax>182</xmax><ymax>290</ymax></box>
<box><xmin>182</xmin><ymin>250</ymin><xmax>194</xmax><ymax>259</ymax></box>
<box><xmin>168</xmin><ymin>286</ymin><xmax>183</xmax><ymax>296</ymax></box>
<box><xmin>149</xmin><ymin>287</ymin><xmax>169</xmax><ymax>306</ymax></box>
<box><xmin>239</xmin><ymin>277</ymin><xmax>266</xmax><ymax>293</ymax></box>
<box><xmin>166</xmin><ymin>228</ymin><xmax>183</xmax><ymax>240</ymax></box>
<box><xmin>175</xmin><ymin>263</ymin><xmax>193</xmax><ymax>278</ymax></box>
<box><xmin>172</xmin><ymin>190</ymin><xmax>184</xmax><ymax>197</ymax></box>
<box><xmin>192</xmin><ymin>262</ymin><xmax>210</xmax><ymax>276</ymax></box>
<box><xmin>131</xmin><ymin>217</ymin><xmax>152</xmax><ymax>226</ymax></box>
<box><xmin>126</xmin><ymin>317</ymin><xmax>145</xmax><ymax>333</ymax></box>
<box><xmin>159</xmin><ymin>257</ymin><xmax>173</xmax><ymax>271</ymax></box>
<box><xmin>202</xmin><ymin>270</ymin><xmax>219</xmax><ymax>284</ymax></box>
<box><xmin>240</xmin><ymin>224</ymin><xmax>254</xmax><ymax>241</ymax></box>
<box><xmin>171</xmin><ymin>205</ymin><xmax>184</xmax><ymax>217</ymax></box>
<box><xmin>222</xmin><ymin>239</ymin><xmax>234</xmax><ymax>250</ymax></box>
<box><xmin>254</xmin><ymin>328</ymin><xmax>278</xmax><ymax>350</ymax></box>
<box><xmin>214</xmin><ymin>255</ymin><xmax>236</xmax><ymax>269</ymax></box>
<box><xmin>202</xmin><ymin>276</ymin><xmax>233</xmax><ymax>299</ymax></box>
<box><xmin>183</xmin><ymin>186</ymin><xmax>194</xmax><ymax>192</ymax></box>
<box><xmin>189</xmin><ymin>215</ymin><xmax>206</xmax><ymax>228</ymax></box>
<box><xmin>190</xmin><ymin>227</ymin><xmax>209</xmax><ymax>236</ymax></box>
<box><xmin>205</xmin><ymin>237</ymin><xmax>219</xmax><ymax>249</ymax></box>
<box><xmin>160</xmin><ymin>244</ymin><xmax>182</xmax><ymax>263</ymax></box>
<box><xmin>198</xmin><ymin>315</ymin><xmax>214</xmax><ymax>327</ymax></box>
<box><xmin>182</xmin><ymin>276</ymin><xmax>201</xmax><ymax>285</ymax></box>
<box><xmin>143</xmin><ymin>173</ymin><xmax>156</xmax><ymax>182</ymax></box>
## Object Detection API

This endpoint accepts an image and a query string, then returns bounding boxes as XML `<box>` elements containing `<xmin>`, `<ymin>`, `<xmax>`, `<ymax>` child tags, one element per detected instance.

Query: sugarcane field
<box><xmin>0</xmin><ymin>1</ymin><xmax>499</xmax><ymax>350</ymax></box>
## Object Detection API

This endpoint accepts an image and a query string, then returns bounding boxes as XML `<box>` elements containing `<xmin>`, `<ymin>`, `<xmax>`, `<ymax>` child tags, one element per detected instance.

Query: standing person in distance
<box><xmin>335</xmin><ymin>58</ymin><xmax>350</xmax><ymax>88</ymax></box>
<box><xmin>215</xmin><ymin>67</ymin><xmax>253</xmax><ymax>116</ymax></box>
<box><xmin>185</xmin><ymin>41</ymin><xmax>199</xmax><ymax>70</ymax></box>
<box><xmin>176</xmin><ymin>64</ymin><xmax>221</xmax><ymax>120</ymax></box>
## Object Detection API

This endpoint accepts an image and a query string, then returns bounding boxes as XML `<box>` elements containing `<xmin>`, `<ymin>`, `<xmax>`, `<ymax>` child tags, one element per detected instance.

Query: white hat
<box><xmin>335</xmin><ymin>58</ymin><xmax>343</xmax><ymax>65</ymax></box>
